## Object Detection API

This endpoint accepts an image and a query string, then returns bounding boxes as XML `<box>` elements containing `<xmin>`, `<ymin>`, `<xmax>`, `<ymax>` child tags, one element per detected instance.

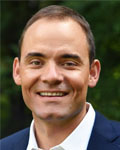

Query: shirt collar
<box><xmin>27</xmin><ymin>103</ymin><xmax>95</xmax><ymax>150</ymax></box>
<box><xmin>59</xmin><ymin>103</ymin><xmax>95</xmax><ymax>150</ymax></box>
<box><xmin>27</xmin><ymin>120</ymin><xmax>38</xmax><ymax>150</ymax></box>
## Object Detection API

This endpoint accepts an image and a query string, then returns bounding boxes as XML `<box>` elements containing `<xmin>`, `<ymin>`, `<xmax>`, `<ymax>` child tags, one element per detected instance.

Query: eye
<box><xmin>63</xmin><ymin>62</ymin><xmax>76</xmax><ymax>66</ymax></box>
<box><xmin>31</xmin><ymin>60</ymin><xmax>41</xmax><ymax>65</ymax></box>
<box><xmin>29</xmin><ymin>59</ymin><xmax>43</xmax><ymax>67</ymax></box>
<box><xmin>61</xmin><ymin>61</ymin><xmax>78</xmax><ymax>69</ymax></box>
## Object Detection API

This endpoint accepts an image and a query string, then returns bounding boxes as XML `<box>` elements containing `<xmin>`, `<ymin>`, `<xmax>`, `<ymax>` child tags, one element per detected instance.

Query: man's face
<box><xmin>13</xmin><ymin>18</ymin><xmax>99</xmax><ymax>122</ymax></box>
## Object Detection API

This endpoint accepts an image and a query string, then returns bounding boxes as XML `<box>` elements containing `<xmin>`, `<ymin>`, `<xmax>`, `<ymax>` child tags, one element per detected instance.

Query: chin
<box><xmin>34</xmin><ymin>110</ymin><xmax>69</xmax><ymax>122</ymax></box>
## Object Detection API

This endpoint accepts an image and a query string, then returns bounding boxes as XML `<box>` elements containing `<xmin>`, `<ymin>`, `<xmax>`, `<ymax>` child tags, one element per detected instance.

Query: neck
<box><xmin>33</xmin><ymin>104</ymin><xmax>87</xmax><ymax>150</ymax></box>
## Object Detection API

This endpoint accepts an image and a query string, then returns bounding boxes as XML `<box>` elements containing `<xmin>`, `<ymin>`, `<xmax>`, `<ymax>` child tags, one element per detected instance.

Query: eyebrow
<box><xmin>25</xmin><ymin>52</ymin><xmax>83</xmax><ymax>63</ymax></box>
<box><xmin>25</xmin><ymin>52</ymin><xmax>45</xmax><ymax>59</ymax></box>
<box><xmin>60</xmin><ymin>54</ymin><xmax>82</xmax><ymax>62</ymax></box>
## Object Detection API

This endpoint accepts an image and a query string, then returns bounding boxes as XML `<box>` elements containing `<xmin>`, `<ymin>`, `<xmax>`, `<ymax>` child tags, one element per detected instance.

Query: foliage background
<box><xmin>1</xmin><ymin>0</ymin><xmax>120</xmax><ymax>138</ymax></box>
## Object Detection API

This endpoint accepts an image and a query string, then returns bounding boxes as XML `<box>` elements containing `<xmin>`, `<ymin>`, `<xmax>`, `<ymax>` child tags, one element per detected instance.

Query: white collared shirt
<box><xmin>27</xmin><ymin>103</ymin><xmax>95</xmax><ymax>150</ymax></box>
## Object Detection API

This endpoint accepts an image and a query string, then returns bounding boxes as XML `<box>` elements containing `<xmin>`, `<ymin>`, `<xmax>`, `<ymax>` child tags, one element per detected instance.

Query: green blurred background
<box><xmin>1</xmin><ymin>1</ymin><xmax>120</xmax><ymax>138</ymax></box>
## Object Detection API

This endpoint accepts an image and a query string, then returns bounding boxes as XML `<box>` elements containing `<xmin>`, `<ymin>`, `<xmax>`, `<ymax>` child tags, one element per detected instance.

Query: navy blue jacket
<box><xmin>1</xmin><ymin>112</ymin><xmax>120</xmax><ymax>150</ymax></box>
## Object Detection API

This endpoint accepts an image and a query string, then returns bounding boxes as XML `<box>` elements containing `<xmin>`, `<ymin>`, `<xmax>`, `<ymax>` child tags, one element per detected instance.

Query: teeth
<box><xmin>39</xmin><ymin>92</ymin><xmax>65</xmax><ymax>97</ymax></box>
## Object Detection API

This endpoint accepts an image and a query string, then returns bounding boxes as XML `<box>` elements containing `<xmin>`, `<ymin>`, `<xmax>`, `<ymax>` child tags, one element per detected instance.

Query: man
<box><xmin>1</xmin><ymin>5</ymin><xmax>120</xmax><ymax>150</ymax></box>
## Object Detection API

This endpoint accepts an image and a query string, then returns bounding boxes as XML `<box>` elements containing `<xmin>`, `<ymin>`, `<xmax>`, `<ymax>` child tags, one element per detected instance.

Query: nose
<box><xmin>40</xmin><ymin>61</ymin><xmax>63</xmax><ymax>85</ymax></box>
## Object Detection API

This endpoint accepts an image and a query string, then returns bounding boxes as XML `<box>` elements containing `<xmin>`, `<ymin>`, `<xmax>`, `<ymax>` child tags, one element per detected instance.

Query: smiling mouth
<box><xmin>37</xmin><ymin>92</ymin><xmax>68</xmax><ymax>97</ymax></box>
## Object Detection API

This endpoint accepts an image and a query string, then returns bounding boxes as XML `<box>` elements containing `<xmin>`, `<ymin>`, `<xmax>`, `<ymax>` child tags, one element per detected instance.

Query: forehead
<box><xmin>21</xmin><ymin>18</ymin><xmax>89</xmax><ymax>58</ymax></box>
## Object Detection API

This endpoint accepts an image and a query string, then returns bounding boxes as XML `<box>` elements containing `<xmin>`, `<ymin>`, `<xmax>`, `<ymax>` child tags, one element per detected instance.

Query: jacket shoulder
<box><xmin>87</xmin><ymin>112</ymin><xmax>120</xmax><ymax>150</ymax></box>
<box><xmin>0</xmin><ymin>128</ymin><xmax>29</xmax><ymax>150</ymax></box>
<box><xmin>109</xmin><ymin>119</ymin><xmax>120</xmax><ymax>130</ymax></box>
<box><xmin>96</xmin><ymin>111</ymin><xmax>120</xmax><ymax>134</ymax></box>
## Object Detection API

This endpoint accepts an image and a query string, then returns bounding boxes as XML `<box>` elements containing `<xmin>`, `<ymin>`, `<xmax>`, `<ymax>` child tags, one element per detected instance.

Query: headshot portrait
<box><xmin>1</xmin><ymin>1</ymin><xmax>120</xmax><ymax>150</ymax></box>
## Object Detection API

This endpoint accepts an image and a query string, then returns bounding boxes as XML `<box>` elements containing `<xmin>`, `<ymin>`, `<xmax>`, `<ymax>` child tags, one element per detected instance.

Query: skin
<box><xmin>13</xmin><ymin>18</ymin><xmax>100</xmax><ymax>149</ymax></box>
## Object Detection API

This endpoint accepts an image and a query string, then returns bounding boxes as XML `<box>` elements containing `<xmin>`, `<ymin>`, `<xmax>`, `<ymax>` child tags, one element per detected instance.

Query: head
<box><xmin>19</xmin><ymin>5</ymin><xmax>95</xmax><ymax>65</ymax></box>
<box><xmin>13</xmin><ymin>5</ymin><xmax>100</xmax><ymax>123</ymax></box>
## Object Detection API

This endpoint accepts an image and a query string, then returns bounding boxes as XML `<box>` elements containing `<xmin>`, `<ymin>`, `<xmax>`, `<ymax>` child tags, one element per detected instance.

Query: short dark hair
<box><xmin>19</xmin><ymin>5</ymin><xmax>95</xmax><ymax>64</ymax></box>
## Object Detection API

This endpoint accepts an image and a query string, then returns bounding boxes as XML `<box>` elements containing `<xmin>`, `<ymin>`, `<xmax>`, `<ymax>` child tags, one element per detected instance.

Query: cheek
<box><xmin>65</xmin><ymin>70</ymin><xmax>90</xmax><ymax>104</ymax></box>
<box><xmin>20</xmin><ymin>69</ymin><xmax>39</xmax><ymax>88</ymax></box>
<box><xmin>19</xmin><ymin>70</ymin><xmax>39</xmax><ymax>104</ymax></box>
<box><xmin>66</xmin><ymin>70</ymin><xmax>89</xmax><ymax>91</ymax></box>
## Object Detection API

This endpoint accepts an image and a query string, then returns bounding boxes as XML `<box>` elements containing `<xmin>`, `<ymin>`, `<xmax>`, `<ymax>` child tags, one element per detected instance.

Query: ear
<box><xmin>88</xmin><ymin>59</ymin><xmax>101</xmax><ymax>88</ymax></box>
<box><xmin>13</xmin><ymin>57</ymin><xmax>21</xmax><ymax>85</ymax></box>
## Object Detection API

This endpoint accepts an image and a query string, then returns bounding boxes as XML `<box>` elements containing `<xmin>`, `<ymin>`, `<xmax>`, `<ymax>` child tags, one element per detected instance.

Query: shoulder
<box><xmin>0</xmin><ymin>128</ymin><xmax>30</xmax><ymax>150</ymax></box>
<box><xmin>87</xmin><ymin>112</ymin><xmax>120</xmax><ymax>150</ymax></box>
<box><xmin>95</xmin><ymin>111</ymin><xmax>120</xmax><ymax>132</ymax></box>
<box><xmin>95</xmin><ymin>111</ymin><xmax>120</xmax><ymax>145</ymax></box>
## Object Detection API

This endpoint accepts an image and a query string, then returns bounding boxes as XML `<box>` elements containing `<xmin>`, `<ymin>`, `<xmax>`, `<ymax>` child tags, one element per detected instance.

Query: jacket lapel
<box><xmin>87</xmin><ymin>112</ymin><xmax>120</xmax><ymax>150</ymax></box>
<box><xmin>14</xmin><ymin>128</ymin><xmax>29</xmax><ymax>150</ymax></box>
